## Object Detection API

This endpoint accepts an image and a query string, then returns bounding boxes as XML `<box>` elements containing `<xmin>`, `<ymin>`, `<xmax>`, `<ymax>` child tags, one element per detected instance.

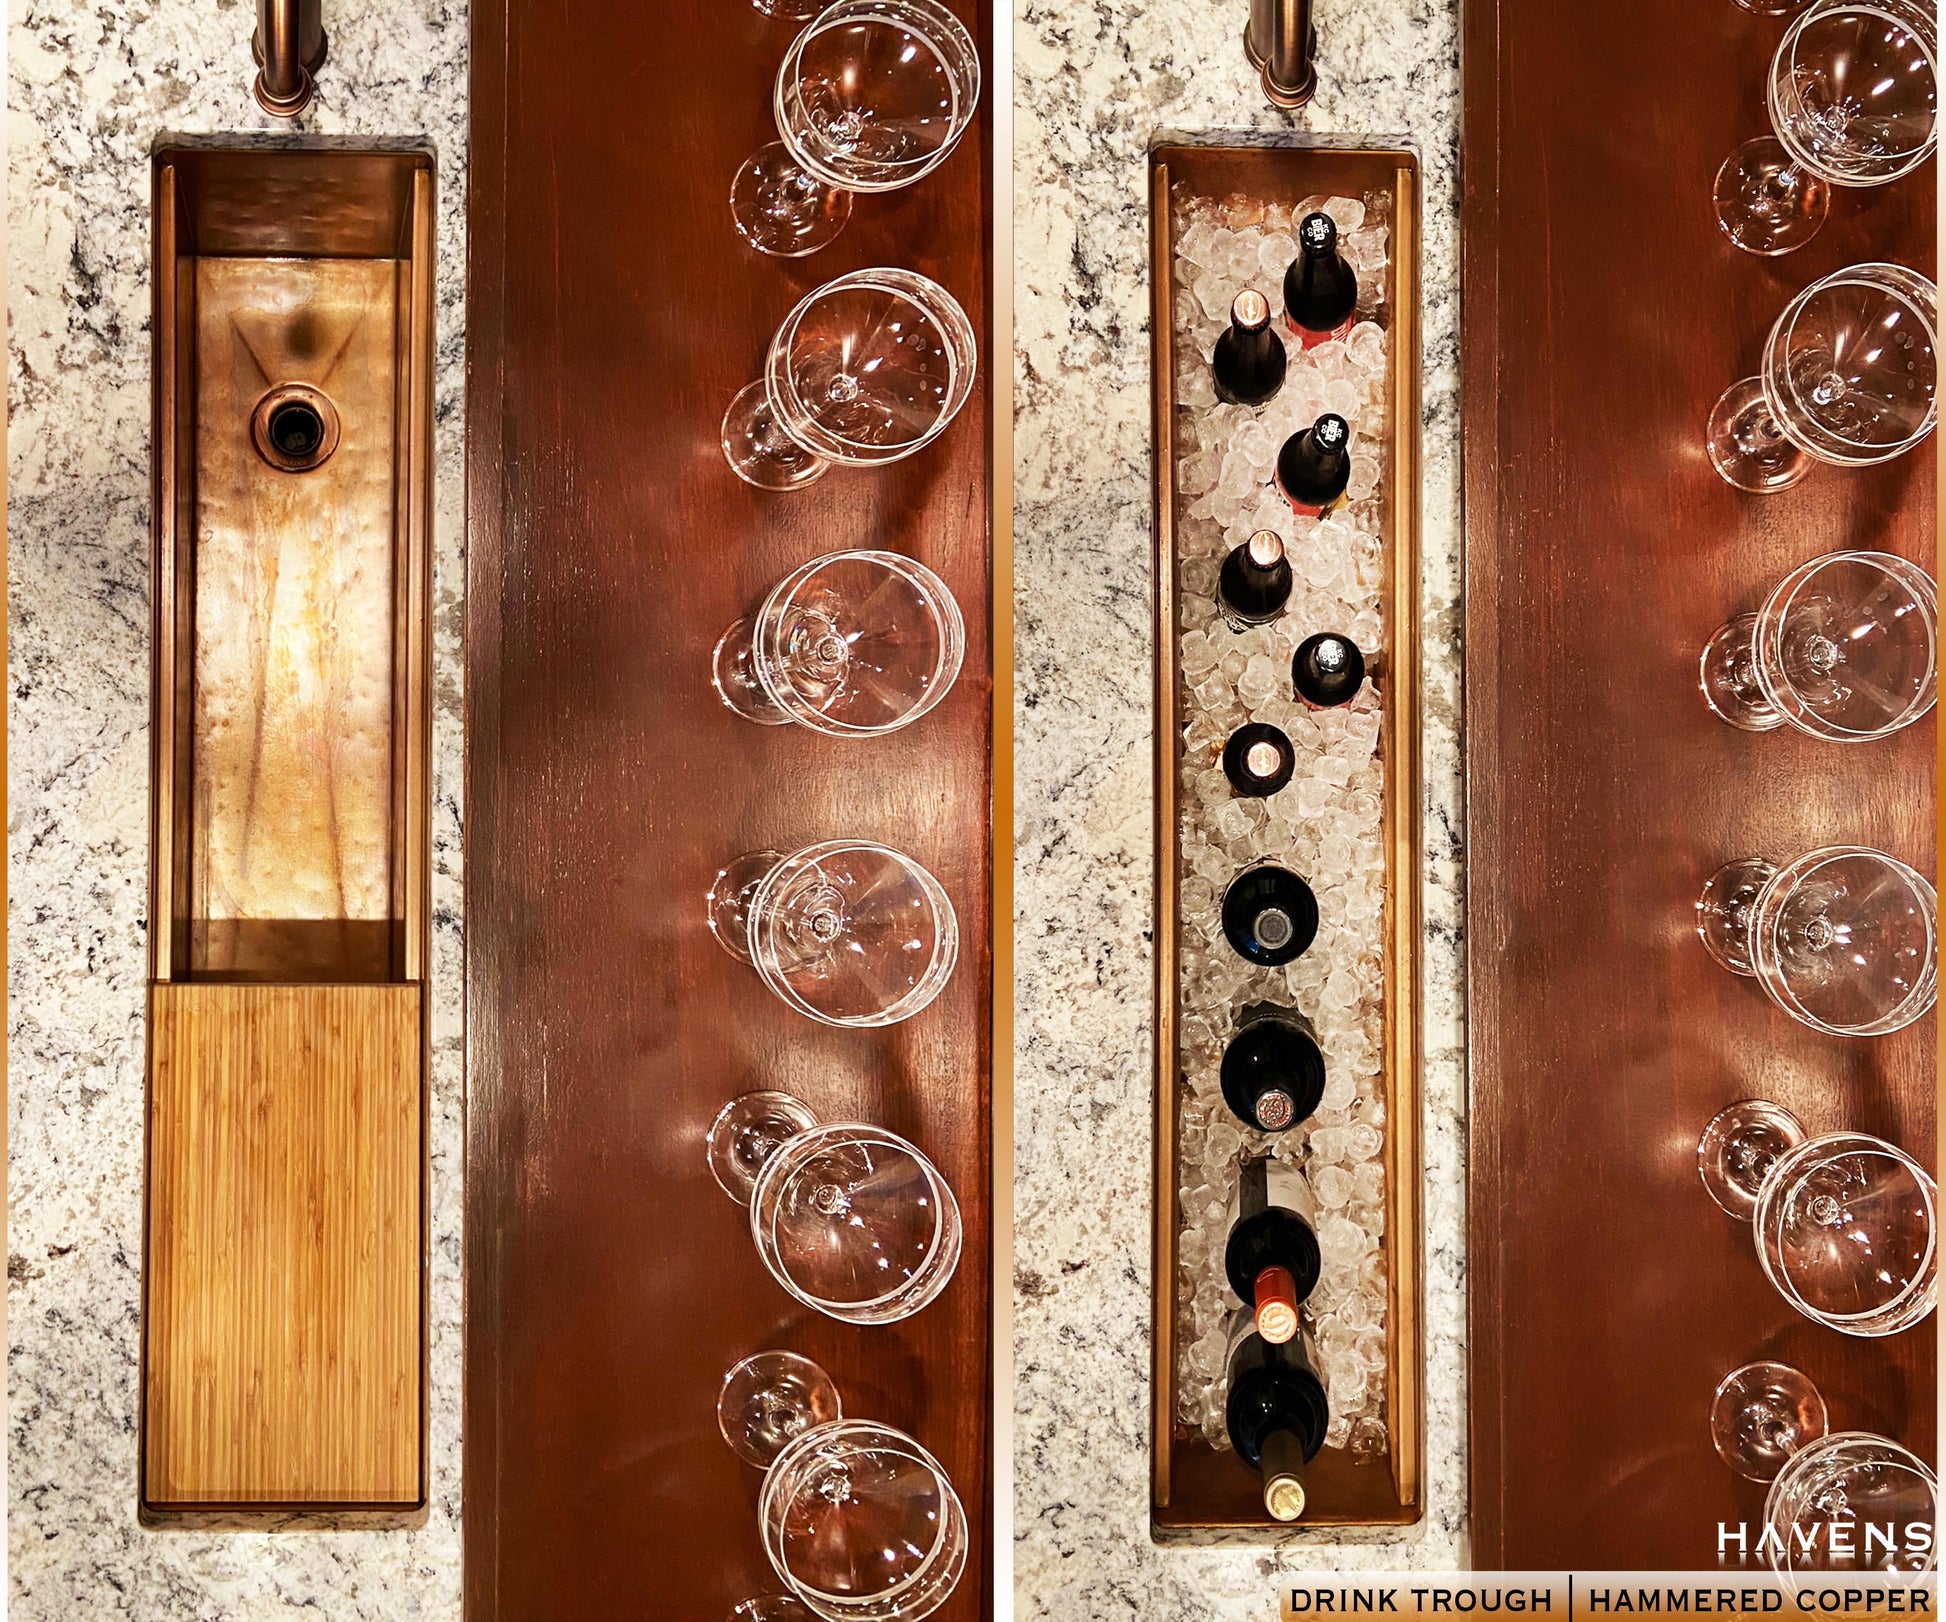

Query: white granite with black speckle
<box><xmin>1012</xmin><ymin>0</ymin><xmax>1469</xmax><ymax>1607</ymax></box>
<box><xmin>8</xmin><ymin>1</ymin><xmax>467</xmax><ymax>1615</ymax></box>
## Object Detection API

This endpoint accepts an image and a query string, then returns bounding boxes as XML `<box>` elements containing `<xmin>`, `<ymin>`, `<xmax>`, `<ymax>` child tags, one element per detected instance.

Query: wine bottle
<box><xmin>1213</xmin><ymin>289</ymin><xmax>1288</xmax><ymax>408</ymax></box>
<box><xmin>1224</xmin><ymin>1151</ymin><xmax>1321</xmax><ymax>1339</ymax></box>
<box><xmin>1275</xmin><ymin>413</ymin><xmax>1351</xmax><ymax>518</ymax></box>
<box><xmin>1220</xmin><ymin>1002</ymin><xmax>1326</xmax><ymax>1133</ymax></box>
<box><xmin>1281</xmin><ymin>211</ymin><xmax>1358</xmax><ymax>349</ymax></box>
<box><xmin>1220</xmin><ymin>863</ymin><xmax>1319</xmax><ymax>967</ymax></box>
<box><xmin>1221</xmin><ymin>723</ymin><xmax>1295</xmax><ymax>798</ymax></box>
<box><xmin>1224</xmin><ymin>1310</ymin><xmax>1329</xmax><ymax>1522</ymax></box>
<box><xmin>1216</xmin><ymin>531</ymin><xmax>1292</xmax><ymax>630</ymax></box>
<box><xmin>1292</xmin><ymin>632</ymin><xmax>1366</xmax><ymax>709</ymax></box>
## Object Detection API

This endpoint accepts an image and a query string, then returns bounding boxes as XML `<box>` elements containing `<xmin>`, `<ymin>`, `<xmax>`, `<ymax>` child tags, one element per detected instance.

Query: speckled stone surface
<box><xmin>1012</xmin><ymin>0</ymin><xmax>1468</xmax><ymax>1607</ymax></box>
<box><xmin>7</xmin><ymin>1</ymin><xmax>467</xmax><ymax>1615</ymax></box>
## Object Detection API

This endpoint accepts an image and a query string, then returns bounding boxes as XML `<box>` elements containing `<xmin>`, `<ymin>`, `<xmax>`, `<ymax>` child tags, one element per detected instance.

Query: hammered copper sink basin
<box><xmin>141</xmin><ymin>146</ymin><xmax>433</xmax><ymax>1520</ymax></box>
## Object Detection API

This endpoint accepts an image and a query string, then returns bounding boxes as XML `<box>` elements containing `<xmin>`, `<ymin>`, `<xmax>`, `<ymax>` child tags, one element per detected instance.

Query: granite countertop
<box><xmin>7</xmin><ymin>2</ymin><xmax>468</xmax><ymax>1616</ymax></box>
<box><xmin>1011</xmin><ymin>0</ymin><xmax>1469</xmax><ymax>1608</ymax></box>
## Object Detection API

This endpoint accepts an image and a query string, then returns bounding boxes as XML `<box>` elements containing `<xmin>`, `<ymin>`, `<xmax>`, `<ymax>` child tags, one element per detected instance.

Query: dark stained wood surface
<box><xmin>464</xmin><ymin>3</ymin><xmax>994</xmax><ymax>1615</ymax></box>
<box><xmin>1464</xmin><ymin>0</ymin><xmax>1936</xmax><ymax>1570</ymax></box>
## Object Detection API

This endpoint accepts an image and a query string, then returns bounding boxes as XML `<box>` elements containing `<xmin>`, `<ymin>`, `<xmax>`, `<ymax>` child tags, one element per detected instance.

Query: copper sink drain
<box><xmin>250</xmin><ymin>383</ymin><xmax>341</xmax><ymax>473</ymax></box>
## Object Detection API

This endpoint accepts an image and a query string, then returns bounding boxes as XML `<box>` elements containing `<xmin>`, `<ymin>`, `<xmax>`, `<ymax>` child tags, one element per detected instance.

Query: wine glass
<box><xmin>708</xmin><ymin>842</ymin><xmax>959</xmax><ymax>1027</ymax></box>
<box><xmin>723</xmin><ymin>268</ymin><xmax>978</xmax><ymax>491</ymax></box>
<box><xmin>718</xmin><ymin>1354</ymin><xmax>969</xmax><ymax>1621</ymax></box>
<box><xmin>713</xmin><ymin>550</ymin><xmax>965</xmax><ymax>735</ymax></box>
<box><xmin>706</xmin><ymin>1091</ymin><xmax>963</xmax><ymax>1323</ymax></box>
<box><xmin>1707</xmin><ymin>262</ymin><xmax>1937</xmax><ymax>493</ymax></box>
<box><xmin>1710</xmin><ymin>1364</ymin><xmax>1939</xmax><ymax>1576</ymax></box>
<box><xmin>733</xmin><ymin>0</ymin><xmax>980</xmax><ymax>259</ymax></box>
<box><xmin>1696</xmin><ymin>846</ymin><xmax>1937</xmax><ymax>1035</ymax></box>
<box><xmin>1701</xmin><ymin>550</ymin><xmax>1938</xmax><ymax>738</ymax></box>
<box><xmin>1714</xmin><ymin>0</ymin><xmax>1937</xmax><ymax>255</ymax></box>
<box><xmin>1699</xmin><ymin>1102</ymin><xmax>1937</xmax><ymax>1335</ymax></box>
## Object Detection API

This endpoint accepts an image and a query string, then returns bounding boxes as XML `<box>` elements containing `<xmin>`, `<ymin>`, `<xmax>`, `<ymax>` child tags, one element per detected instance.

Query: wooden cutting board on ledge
<box><xmin>1463</xmin><ymin>0</ymin><xmax>1937</xmax><ymax>1571</ymax></box>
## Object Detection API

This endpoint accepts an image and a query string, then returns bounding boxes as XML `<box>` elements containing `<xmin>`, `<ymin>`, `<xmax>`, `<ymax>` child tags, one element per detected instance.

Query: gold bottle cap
<box><xmin>1246</xmin><ymin>529</ymin><xmax>1285</xmax><ymax>568</ymax></box>
<box><xmin>1265</xmin><ymin>1472</ymin><xmax>1308</xmax><ymax>1522</ymax></box>
<box><xmin>1244</xmin><ymin>740</ymin><xmax>1285</xmax><ymax>781</ymax></box>
<box><xmin>1231</xmin><ymin>288</ymin><xmax>1271</xmax><ymax>330</ymax></box>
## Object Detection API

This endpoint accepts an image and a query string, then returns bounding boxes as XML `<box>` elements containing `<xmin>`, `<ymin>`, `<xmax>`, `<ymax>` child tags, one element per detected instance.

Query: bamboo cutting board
<box><xmin>142</xmin><ymin>982</ymin><xmax>423</xmax><ymax>1508</ymax></box>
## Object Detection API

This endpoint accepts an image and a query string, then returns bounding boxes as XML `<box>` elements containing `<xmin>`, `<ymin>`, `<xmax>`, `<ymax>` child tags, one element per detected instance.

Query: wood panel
<box><xmin>143</xmin><ymin>982</ymin><xmax>423</xmax><ymax>1508</ymax></box>
<box><xmin>1464</xmin><ymin>0</ymin><xmax>1937</xmax><ymax>1569</ymax></box>
<box><xmin>464</xmin><ymin>2</ymin><xmax>995</xmax><ymax>1617</ymax></box>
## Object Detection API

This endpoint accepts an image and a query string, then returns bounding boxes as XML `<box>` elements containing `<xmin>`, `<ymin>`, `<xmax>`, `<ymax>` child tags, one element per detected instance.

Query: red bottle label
<box><xmin>1289</xmin><ymin>313</ymin><xmax>1354</xmax><ymax>350</ymax></box>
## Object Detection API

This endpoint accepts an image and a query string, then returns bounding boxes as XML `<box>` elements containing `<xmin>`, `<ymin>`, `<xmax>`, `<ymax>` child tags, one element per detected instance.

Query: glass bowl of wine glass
<box><xmin>1700</xmin><ymin>550</ymin><xmax>1938</xmax><ymax>740</ymax></box>
<box><xmin>712</xmin><ymin>550</ymin><xmax>966</xmax><ymax>735</ymax></box>
<box><xmin>734</xmin><ymin>0</ymin><xmax>981</xmax><ymax>258</ymax></box>
<box><xmin>723</xmin><ymin>268</ymin><xmax>978</xmax><ymax>491</ymax></box>
<box><xmin>1707</xmin><ymin>262</ymin><xmax>1936</xmax><ymax>493</ymax></box>
<box><xmin>1697</xmin><ymin>846</ymin><xmax>1937</xmax><ymax>1036</ymax></box>
<box><xmin>1714</xmin><ymin>0</ymin><xmax>1937</xmax><ymax>255</ymax></box>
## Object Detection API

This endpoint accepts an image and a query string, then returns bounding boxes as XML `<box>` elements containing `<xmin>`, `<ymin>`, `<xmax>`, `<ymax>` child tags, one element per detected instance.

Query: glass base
<box><xmin>722</xmin><ymin>379</ymin><xmax>830</xmax><ymax>492</ymax></box>
<box><xmin>708</xmin><ymin>850</ymin><xmax>784</xmax><ymax>964</ymax></box>
<box><xmin>730</xmin><ymin>1599</ymin><xmax>815</xmax><ymax>1622</ymax></box>
<box><xmin>1698</xmin><ymin>1099</ymin><xmax>1808</xmax><ymax>1217</ymax></box>
<box><xmin>706</xmin><ymin>1089</ymin><xmax>820</xmax><ymax>1203</ymax></box>
<box><xmin>1708</xmin><ymin>377</ymin><xmax>1811</xmax><ymax>493</ymax></box>
<box><xmin>713</xmin><ymin>617</ymin><xmax>792</xmax><ymax>725</ymax></box>
<box><xmin>731</xmin><ymin>141</ymin><xmax>853</xmax><ymax>259</ymax></box>
<box><xmin>1697</xmin><ymin>857</ymin><xmax>1779</xmax><ymax>977</ymax></box>
<box><xmin>1711</xmin><ymin>1361</ymin><xmax>1827</xmax><ymax>1481</ymax></box>
<box><xmin>1713</xmin><ymin>137</ymin><xmax>1829</xmax><ymax>256</ymax></box>
<box><xmin>717</xmin><ymin>1350</ymin><xmax>842</xmax><ymax>1469</ymax></box>
<box><xmin>1701</xmin><ymin>612</ymin><xmax>1784</xmax><ymax>731</ymax></box>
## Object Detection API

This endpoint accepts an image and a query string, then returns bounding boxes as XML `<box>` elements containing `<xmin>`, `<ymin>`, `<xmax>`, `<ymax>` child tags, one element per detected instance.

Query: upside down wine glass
<box><xmin>718</xmin><ymin>1354</ymin><xmax>969</xmax><ymax>1621</ymax></box>
<box><xmin>1701</xmin><ymin>550</ymin><xmax>1938</xmax><ymax>739</ymax></box>
<box><xmin>1707</xmin><ymin>262</ymin><xmax>1937</xmax><ymax>493</ymax></box>
<box><xmin>1714</xmin><ymin>0</ymin><xmax>1937</xmax><ymax>255</ymax></box>
<box><xmin>734</xmin><ymin>0</ymin><xmax>980</xmax><ymax>258</ymax></box>
<box><xmin>713</xmin><ymin>550</ymin><xmax>965</xmax><ymax>735</ymax></box>
<box><xmin>723</xmin><ymin>268</ymin><xmax>978</xmax><ymax>491</ymax></box>
<box><xmin>709</xmin><ymin>841</ymin><xmax>959</xmax><ymax>1026</ymax></box>
<box><xmin>1710</xmin><ymin>1363</ymin><xmax>1936</xmax><ymax>1577</ymax></box>
<box><xmin>1697</xmin><ymin>845</ymin><xmax>1937</xmax><ymax>1035</ymax></box>
<box><xmin>707</xmin><ymin>1090</ymin><xmax>963</xmax><ymax>1323</ymax></box>
<box><xmin>1699</xmin><ymin>1101</ymin><xmax>1937</xmax><ymax>1334</ymax></box>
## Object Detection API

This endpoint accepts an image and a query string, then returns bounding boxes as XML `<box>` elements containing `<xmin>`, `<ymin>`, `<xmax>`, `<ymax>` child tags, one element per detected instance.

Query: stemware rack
<box><xmin>464</xmin><ymin>0</ymin><xmax>995</xmax><ymax>1615</ymax></box>
<box><xmin>1463</xmin><ymin>0</ymin><xmax>1936</xmax><ymax>1568</ymax></box>
<box><xmin>1149</xmin><ymin>138</ymin><xmax>1425</xmax><ymax>1535</ymax></box>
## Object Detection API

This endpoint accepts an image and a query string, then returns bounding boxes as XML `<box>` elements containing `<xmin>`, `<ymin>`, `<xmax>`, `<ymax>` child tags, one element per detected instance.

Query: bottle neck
<box><xmin>1259</xmin><ymin>1426</ymin><xmax>1309</xmax><ymax>1521</ymax></box>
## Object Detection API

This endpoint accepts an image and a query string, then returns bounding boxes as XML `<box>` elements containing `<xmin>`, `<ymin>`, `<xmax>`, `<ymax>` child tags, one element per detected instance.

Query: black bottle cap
<box><xmin>1275</xmin><ymin>414</ymin><xmax>1352</xmax><ymax>511</ymax></box>
<box><xmin>1297</xmin><ymin>212</ymin><xmax>1338</xmax><ymax>258</ymax></box>
<box><xmin>1217</xmin><ymin>531</ymin><xmax>1293</xmax><ymax>625</ymax></box>
<box><xmin>1221</xmin><ymin>1009</ymin><xmax>1326</xmax><ymax>1131</ymax></box>
<box><xmin>1222</xmin><ymin>723</ymin><xmax>1295</xmax><ymax>798</ymax></box>
<box><xmin>1292</xmin><ymin>632</ymin><xmax>1366</xmax><ymax>709</ymax></box>
<box><xmin>1220</xmin><ymin>864</ymin><xmax>1320</xmax><ymax>967</ymax></box>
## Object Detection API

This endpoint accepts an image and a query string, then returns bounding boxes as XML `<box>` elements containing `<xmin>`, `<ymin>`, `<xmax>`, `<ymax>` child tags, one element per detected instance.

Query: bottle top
<box><xmin>1254</xmin><ymin>1264</ymin><xmax>1301</xmax><ymax>1345</ymax></box>
<box><xmin>1231</xmin><ymin>288</ymin><xmax>1272</xmax><ymax>331</ymax></box>
<box><xmin>1311</xmin><ymin>413</ymin><xmax>1349</xmax><ymax>456</ymax></box>
<box><xmin>1245</xmin><ymin>529</ymin><xmax>1285</xmax><ymax>568</ymax></box>
<box><xmin>1259</xmin><ymin>1426</ymin><xmax>1311</xmax><ymax>1522</ymax></box>
<box><xmin>1297</xmin><ymin>211</ymin><xmax>1338</xmax><ymax>258</ymax></box>
<box><xmin>1293</xmin><ymin>632</ymin><xmax>1367</xmax><ymax>708</ymax></box>
<box><xmin>1264</xmin><ymin>1467</ymin><xmax>1307</xmax><ymax>1523</ymax></box>
<box><xmin>1222</xmin><ymin>722</ymin><xmax>1296</xmax><ymax>799</ymax></box>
